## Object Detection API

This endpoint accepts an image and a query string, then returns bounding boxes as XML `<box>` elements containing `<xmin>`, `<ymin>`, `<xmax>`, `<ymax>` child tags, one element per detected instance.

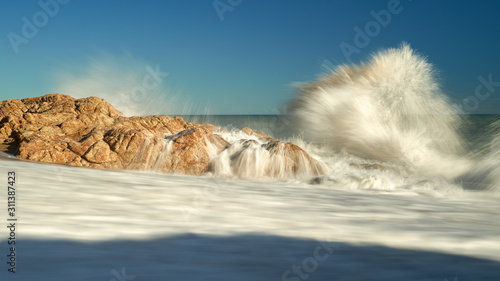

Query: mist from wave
<box><xmin>180</xmin><ymin>44</ymin><xmax>500</xmax><ymax>192</ymax></box>
<box><xmin>48</xmin><ymin>46</ymin><xmax>500</xmax><ymax>192</ymax></box>
<box><xmin>287</xmin><ymin>43</ymin><xmax>499</xmax><ymax>191</ymax></box>
<box><xmin>51</xmin><ymin>53</ymin><xmax>194</xmax><ymax>116</ymax></box>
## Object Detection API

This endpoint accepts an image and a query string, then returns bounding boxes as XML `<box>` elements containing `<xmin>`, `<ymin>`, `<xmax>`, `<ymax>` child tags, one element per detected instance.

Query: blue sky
<box><xmin>1</xmin><ymin>0</ymin><xmax>500</xmax><ymax>114</ymax></box>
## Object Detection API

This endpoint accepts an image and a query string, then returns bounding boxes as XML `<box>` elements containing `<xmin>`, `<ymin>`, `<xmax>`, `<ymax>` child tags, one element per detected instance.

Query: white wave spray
<box><xmin>210</xmin><ymin>130</ymin><xmax>328</xmax><ymax>179</ymax></box>
<box><xmin>51</xmin><ymin>53</ymin><xmax>192</xmax><ymax>116</ymax></box>
<box><xmin>458</xmin><ymin>121</ymin><xmax>500</xmax><ymax>191</ymax></box>
<box><xmin>290</xmin><ymin>43</ymin><xmax>499</xmax><ymax>191</ymax></box>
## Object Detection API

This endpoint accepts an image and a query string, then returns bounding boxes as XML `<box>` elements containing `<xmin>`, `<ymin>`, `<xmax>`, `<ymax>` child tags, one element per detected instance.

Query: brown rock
<box><xmin>240</xmin><ymin>127</ymin><xmax>275</xmax><ymax>142</ymax></box>
<box><xmin>160</xmin><ymin>127</ymin><xmax>228</xmax><ymax>175</ymax></box>
<box><xmin>82</xmin><ymin>140</ymin><xmax>115</xmax><ymax>164</ymax></box>
<box><xmin>192</xmin><ymin>122</ymin><xmax>228</xmax><ymax>134</ymax></box>
<box><xmin>18</xmin><ymin>135</ymin><xmax>82</xmax><ymax>165</ymax></box>
<box><xmin>0</xmin><ymin>93</ymin><xmax>325</xmax><ymax>178</ymax></box>
<box><xmin>261</xmin><ymin>140</ymin><xmax>327</xmax><ymax>176</ymax></box>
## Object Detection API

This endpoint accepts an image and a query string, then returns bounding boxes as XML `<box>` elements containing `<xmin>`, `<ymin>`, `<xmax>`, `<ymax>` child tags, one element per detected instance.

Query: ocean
<box><xmin>182</xmin><ymin>114</ymin><xmax>500</xmax><ymax>153</ymax></box>
<box><xmin>0</xmin><ymin>113</ymin><xmax>499</xmax><ymax>281</ymax></box>
<box><xmin>2</xmin><ymin>45</ymin><xmax>500</xmax><ymax>280</ymax></box>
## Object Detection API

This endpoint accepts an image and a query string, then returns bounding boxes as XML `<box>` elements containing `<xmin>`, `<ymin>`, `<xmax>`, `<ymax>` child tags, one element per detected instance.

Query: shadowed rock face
<box><xmin>0</xmin><ymin>94</ymin><xmax>326</xmax><ymax>177</ymax></box>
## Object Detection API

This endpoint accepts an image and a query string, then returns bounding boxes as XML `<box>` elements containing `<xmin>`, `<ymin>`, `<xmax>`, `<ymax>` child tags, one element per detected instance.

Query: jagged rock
<box><xmin>260</xmin><ymin>140</ymin><xmax>327</xmax><ymax>176</ymax></box>
<box><xmin>194</xmin><ymin>123</ymin><xmax>228</xmax><ymax>134</ymax></box>
<box><xmin>0</xmin><ymin>94</ymin><xmax>326</xmax><ymax>177</ymax></box>
<box><xmin>240</xmin><ymin>127</ymin><xmax>274</xmax><ymax>142</ymax></box>
<box><xmin>0</xmin><ymin>94</ymin><xmax>229</xmax><ymax>175</ymax></box>
<box><xmin>0</xmin><ymin>94</ymin><xmax>120</xmax><ymax>144</ymax></box>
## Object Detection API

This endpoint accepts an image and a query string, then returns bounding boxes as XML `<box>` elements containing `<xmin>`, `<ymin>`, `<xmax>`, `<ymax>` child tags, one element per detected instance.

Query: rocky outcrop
<box><xmin>240</xmin><ymin>127</ymin><xmax>274</xmax><ymax>142</ymax></box>
<box><xmin>0</xmin><ymin>94</ymin><xmax>326</xmax><ymax>177</ymax></box>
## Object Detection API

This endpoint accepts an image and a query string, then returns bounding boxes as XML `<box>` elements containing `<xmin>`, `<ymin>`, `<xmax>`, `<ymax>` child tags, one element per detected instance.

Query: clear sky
<box><xmin>1</xmin><ymin>0</ymin><xmax>500</xmax><ymax>114</ymax></box>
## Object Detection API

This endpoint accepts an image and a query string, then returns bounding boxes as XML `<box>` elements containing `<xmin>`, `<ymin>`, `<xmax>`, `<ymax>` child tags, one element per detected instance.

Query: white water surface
<box><xmin>1</xmin><ymin>159</ymin><xmax>499</xmax><ymax>281</ymax></box>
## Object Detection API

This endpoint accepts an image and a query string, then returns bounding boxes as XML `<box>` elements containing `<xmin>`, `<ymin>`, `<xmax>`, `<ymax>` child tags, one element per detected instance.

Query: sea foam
<box><xmin>290</xmin><ymin>43</ymin><xmax>499</xmax><ymax>191</ymax></box>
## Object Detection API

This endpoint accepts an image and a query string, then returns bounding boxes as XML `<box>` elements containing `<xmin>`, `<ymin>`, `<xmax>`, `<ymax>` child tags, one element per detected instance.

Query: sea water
<box><xmin>0</xmin><ymin>114</ymin><xmax>499</xmax><ymax>281</ymax></box>
<box><xmin>1</xmin><ymin>45</ymin><xmax>500</xmax><ymax>280</ymax></box>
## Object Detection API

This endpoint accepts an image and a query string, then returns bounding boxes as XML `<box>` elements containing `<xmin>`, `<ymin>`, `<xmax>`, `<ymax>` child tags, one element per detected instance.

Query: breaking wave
<box><xmin>290</xmin><ymin>43</ymin><xmax>499</xmax><ymax>191</ymax></box>
<box><xmin>47</xmin><ymin>46</ymin><xmax>500</xmax><ymax>192</ymax></box>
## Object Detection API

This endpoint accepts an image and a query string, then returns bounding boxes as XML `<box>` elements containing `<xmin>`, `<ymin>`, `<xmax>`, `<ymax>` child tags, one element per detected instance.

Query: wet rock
<box><xmin>0</xmin><ymin>94</ymin><xmax>325</xmax><ymax>177</ymax></box>
<box><xmin>261</xmin><ymin>140</ymin><xmax>327</xmax><ymax>176</ymax></box>
<box><xmin>240</xmin><ymin>127</ymin><xmax>275</xmax><ymax>142</ymax></box>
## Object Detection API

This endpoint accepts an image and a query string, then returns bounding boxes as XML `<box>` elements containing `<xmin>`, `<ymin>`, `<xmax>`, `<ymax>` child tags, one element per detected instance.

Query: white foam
<box><xmin>290</xmin><ymin>43</ymin><xmax>499</xmax><ymax>191</ymax></box>
<box><xmin>2</xmin><ymin>160</ymin><xmax>499</xmax><ymax>262</ymax></box>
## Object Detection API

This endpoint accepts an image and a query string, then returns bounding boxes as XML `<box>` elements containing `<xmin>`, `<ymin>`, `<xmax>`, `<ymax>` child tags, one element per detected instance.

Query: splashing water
<box><xmin>47</xmin><ymin>46</ymin><xmax>500</xmax><ymax>192</ymax></box>
<box><xmin>51</xmin><ymin>53</ymin><xmax>189</xmax><ymax>116</ymax></box>
<box><xmin>290</xmin><ymin>43</ymin><xmax>499</xmax><ymax>191</ymax></box>
<box><xmin>210</xmin><ymin>130</ymin><xmax>328</xmax><ymax>179</ymax></box>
